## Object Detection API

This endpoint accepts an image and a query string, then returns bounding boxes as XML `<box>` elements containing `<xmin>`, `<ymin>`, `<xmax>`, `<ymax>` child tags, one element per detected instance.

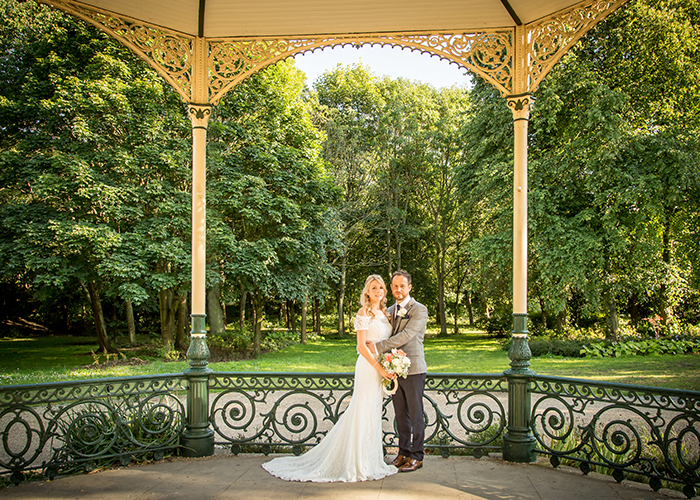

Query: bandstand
<box><xmin>1</xmin><ymin>1</ymin><xmax>698</xmax><ymax>498</ymax></box>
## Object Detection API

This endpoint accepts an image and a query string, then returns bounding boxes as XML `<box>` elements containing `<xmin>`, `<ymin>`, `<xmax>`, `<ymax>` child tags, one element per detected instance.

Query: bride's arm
<box><xmin>356</xmin><ymin>327</ymin><xmax>392</xmax><ymax>379</ymax></box>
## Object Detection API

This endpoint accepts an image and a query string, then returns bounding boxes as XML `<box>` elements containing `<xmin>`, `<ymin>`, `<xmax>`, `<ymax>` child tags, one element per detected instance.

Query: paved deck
<box><xmin>1</xmin><ymin>454</ymin><xmax>688</xmax><ymax>500</ymax></box>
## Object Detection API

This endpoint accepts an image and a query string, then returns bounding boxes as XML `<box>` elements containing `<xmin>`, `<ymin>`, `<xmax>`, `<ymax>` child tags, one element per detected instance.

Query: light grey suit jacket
<box><xmin>375</xmin><ymin>298</ymin><xmax>428</xmax><ymax>375</ymax></box>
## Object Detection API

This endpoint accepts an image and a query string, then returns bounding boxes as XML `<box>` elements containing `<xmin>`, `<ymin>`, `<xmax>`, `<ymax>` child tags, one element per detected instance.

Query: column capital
<box><xmin>187</xmin><ymin>103</ymin><xmax>213</xmax><ymax>129</ymax></box>
<box><xmin>507</xmin><ymin>94</ymin><xmax>534</xmax><ymax>122</ymax></box>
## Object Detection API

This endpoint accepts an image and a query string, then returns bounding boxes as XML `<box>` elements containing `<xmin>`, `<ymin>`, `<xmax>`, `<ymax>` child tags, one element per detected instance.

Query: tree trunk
<box><xmin>239</xmin><ymin>283</ymin><xmax>247</xmax><ymax>331</ymax></box>
<box><xmin>538</xmin><ymin>295</ymin><xmax>548</xmax><ymax>330</ymax></box>
<box><xmin>158</xmin><ymin>289</ymin><xmax>175</xmax><ymax>347</ymax></box>
<box><xmin>175</xmin><ymin>292</ymin><xmax>187</xmax><ymax>350</ymax></box>
<box><xmin>300</xmin><ymin>301</ymin><xmax>307</xmax><ymax>343</ymax></box>
<box><xmin>289</xmin><ymin>301</ymin><xmax>297</xmax><ymax>332</ymax></box>
<box><xmin>387</xmin><ymin>229</ymin><xmax>392</xmax><ymax>278</ymax></box>
<box><xmin>125</xmin><ymin>299</ymin><xmax>136</xmax><ymax>345</ymax></box>
<box><xmin>111</xmin><ymin>307</ymin><xmax>118</xmax><ymax>344</ymax></box>
<box><xmin>280</xmin><ymin>300</ymin><xmax>286</xmax><ymax>329</ymax></box>
<box><xmin>467</xmin><ymin>291</ymin><xmax>474</xmax><ymax>326</ymax></box>
<box><xmin>556</xmin><ymin>310</ymin><xmax>566</xmax><ymax>331</ymax></box>
<box><xmin>252</xmin><ymin>293</ymin><xmax>263</xmax><ymax>358</ymax></box>
<box><xmin>86</xmin><ymin>280</ymin><xmax>111</xmax><ymax>353</ymax></box>
<box><xmin>396</xmin><ymin>238</ymin><xmax>402</xmax><ymax>272</ymax></box>
<box><xmin>659</xmin><ymin>216</ymin><xmax>673</xmax><ymax>325</ymax></box>
<box><xmin>207</xmin><ymin>283</ymin><xmax>226</xmax><ymax>335</ymax></box>
<box><xmin>437</xmin><ymin>244</ymin><xmax>447</xmax><ymax>337</ymax></box>
<box><xmin>314</xmin><ymin>298</ymin><xmax>321</xmax><ymax>335</ymax></box>
<box><xmin>604</xmin><ymin>290</ymin><xmax>619</xmax><ymax>341</ymax></box>
<box><xmin>337</xmin><ymin>255</ymin><xmax>346</xmax><ymax>338</ymax></box>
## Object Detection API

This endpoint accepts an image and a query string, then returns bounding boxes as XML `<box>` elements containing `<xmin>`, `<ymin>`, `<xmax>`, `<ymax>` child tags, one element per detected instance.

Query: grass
<box><xmin>1</xmin><ymin>327</ymin><xmax>700</xmax><ymax>390</ymax></box>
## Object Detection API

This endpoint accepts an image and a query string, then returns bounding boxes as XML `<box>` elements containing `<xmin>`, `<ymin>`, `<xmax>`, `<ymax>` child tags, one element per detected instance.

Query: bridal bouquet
<box><xmin>379</xmin><ymin>348</ymin><xmax>411</xmax><ymax>395</ymax></box>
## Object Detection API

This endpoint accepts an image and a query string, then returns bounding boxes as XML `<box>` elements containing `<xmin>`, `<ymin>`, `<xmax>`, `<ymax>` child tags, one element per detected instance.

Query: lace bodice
<box><xmin>353</xmin><ymin>314</ymin><xmax>392</xmax><ymax>342</ymax></box>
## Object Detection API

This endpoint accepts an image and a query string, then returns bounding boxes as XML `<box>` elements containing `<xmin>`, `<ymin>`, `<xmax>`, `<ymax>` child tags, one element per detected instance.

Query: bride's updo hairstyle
<box><xmin>360</xmin><ymin>274</ymin><xmax>389</xmax><ymax>319</ymax></box>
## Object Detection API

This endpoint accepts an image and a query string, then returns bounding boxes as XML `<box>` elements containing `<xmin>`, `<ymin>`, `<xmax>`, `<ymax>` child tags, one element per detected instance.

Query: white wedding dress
<box><xmin>262</xmin><ymin>314</ymin><xmax>397</xmax><ymax>482</ymax></box>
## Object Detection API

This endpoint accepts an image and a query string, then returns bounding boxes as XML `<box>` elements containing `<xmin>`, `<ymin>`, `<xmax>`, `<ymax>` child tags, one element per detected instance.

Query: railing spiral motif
<box><xmin>209</xmin><ymin>373</ymin><xmax>507</xmax><ymax>457</ymax></box>
<box><xmin>0</xmin><ymin>375</ymin><xmax>186</xmax><ymax>485</ymax></box>
<box><xmin>531</xmin><ymin>375</ymin><xmax>700</xmax><ymax>498</ymax></box>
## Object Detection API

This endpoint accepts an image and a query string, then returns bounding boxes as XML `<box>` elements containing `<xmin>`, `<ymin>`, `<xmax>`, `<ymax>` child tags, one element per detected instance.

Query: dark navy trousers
<box><xmin>392</xmin><ymin>372</ymin><xmax>426</xmax><ymax>461</ymax></box>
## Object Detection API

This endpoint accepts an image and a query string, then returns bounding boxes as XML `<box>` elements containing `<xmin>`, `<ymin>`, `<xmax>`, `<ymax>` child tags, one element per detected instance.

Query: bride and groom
<box><xmin>263</xmin><ymin>270</ymin><xmax>428</xmax><ymax>482</ymax></box>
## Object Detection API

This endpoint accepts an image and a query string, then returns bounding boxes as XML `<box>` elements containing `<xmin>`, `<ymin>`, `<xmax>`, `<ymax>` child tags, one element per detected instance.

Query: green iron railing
<box><xmin>1</xmin><ymin>371</ymin><xmax>698</xmax><ymax>498</ymax></box>
<box><xmin>531</xmin><ymin>374</ymin><xmax>700</xmax><ymax>499</ymax></box>
<box><xmin>208</xmin><ymin>372</ymin><xmax>507</xmax><ymax>457</ymax></box>
<box><xmin>0</xmin><ymin>374</ymin><xmax>186</xmax><ymax>485</ymax></box>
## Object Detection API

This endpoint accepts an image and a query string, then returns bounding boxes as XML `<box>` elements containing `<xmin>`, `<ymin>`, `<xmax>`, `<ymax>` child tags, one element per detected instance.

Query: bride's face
<box><xmin>367</xmin><ymin>280</ymin><xmax>386</xmax><ymax>305</ymax></box>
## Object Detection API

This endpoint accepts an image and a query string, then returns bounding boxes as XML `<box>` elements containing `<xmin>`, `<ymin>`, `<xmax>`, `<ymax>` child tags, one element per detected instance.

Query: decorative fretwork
<box><xmin>37</xmin><ymin>0</ymin><xmax>195</xmax><ymax>102</ymax></box>
<box><xmin>208</xmin><ymin>31</ymin><xmax>512</xmax><ymax>104</ymax></box>
<box><xmin>0</xmin><ymin>375</ymin><xmax>186</xmax><ymax>485</ymax></box>
<box><xmin>38</xmin><ymin>0</ymin><xmax>629</xmax><ymax>104</ymax></box>
<box><xmin>525</xmin><ymin>0</ymin><xmax>630</xmax><ymax>93</ymax></box>
<box><xmin>531</xmin><ymin>375</ymin><xmax>700</xmax><ymax>498</ymax></box>
<box><xmin>208</xmin><ymin>373</ymin><xmax>507</xmax><ymax>457</ymax></box>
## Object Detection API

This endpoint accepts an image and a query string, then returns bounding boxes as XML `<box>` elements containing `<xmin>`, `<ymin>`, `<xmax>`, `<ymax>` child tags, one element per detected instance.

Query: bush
<box><xmin>580</xmin><ymin>337</ymin><xmax>700</xmax><ymax>357</ymax></box>
<box><xmin>502</xmin><ymin>338</ymin><xmax>586</xmax><ymax>358</ymax></box>
<box><xmin>485</xmin><ymin>308</ymin><xmax>512</xmax><ymax>338</ymax></box>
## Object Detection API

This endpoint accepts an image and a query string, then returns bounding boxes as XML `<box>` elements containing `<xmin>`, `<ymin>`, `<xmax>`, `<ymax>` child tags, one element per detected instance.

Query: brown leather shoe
<box><xmin>399</xmin><ymin>458</ymin><xmax>423</xmax><ymax>472</ymax></box>
<box><xmin>390</xmin><ymin>455</ymin><xmax>409</xmax><ymax>468</ymax></box>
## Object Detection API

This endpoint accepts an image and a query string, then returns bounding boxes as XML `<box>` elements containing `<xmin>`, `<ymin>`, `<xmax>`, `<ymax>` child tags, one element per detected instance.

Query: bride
<box><xmin>262</xmin><ymin>274</ymin><xmax>398</xmax><ymax>482</ymax></box>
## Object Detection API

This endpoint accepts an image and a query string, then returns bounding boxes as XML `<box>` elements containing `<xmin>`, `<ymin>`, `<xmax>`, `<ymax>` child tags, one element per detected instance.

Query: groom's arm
<box><xmin>375</xmin><ymin>303</ymin><xmax>428</xmax><ymax>353</ymax></box>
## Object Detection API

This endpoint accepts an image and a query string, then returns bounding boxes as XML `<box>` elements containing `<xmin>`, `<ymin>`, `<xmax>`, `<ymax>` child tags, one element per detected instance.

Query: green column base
<box><xmin>503</xmin><ymin>313</ymin><xmax>537</xmax><ymax>463</ymax></box>
<box><xmin>179</xmin><ymin>430</ymin><xmax>215</xmax><ymax>457</ymax></box>
<box><xmin>502</xmin><ymin>433</ymin><xmax>537</xmax><ymax>463</ymax></box>
<box><xmin>181</xmin><ymin>314</ymin><xmax>214</xmax><ymax>458</ymax></box>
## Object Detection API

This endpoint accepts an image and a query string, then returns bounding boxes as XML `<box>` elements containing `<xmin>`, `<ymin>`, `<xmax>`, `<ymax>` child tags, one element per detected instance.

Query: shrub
<box><xmin>580</xmin><ymin>337</ymin><xmax>700</xmax><ymax>357</ymax></box>
<box><xmin>485</xmin><ymin>308</ymin><xmax>512</xmax><ymax>338</ymax></box>
<box><xmin>502</xmin><ymin>338</ymin><xmax>587</xmax><ymax>358</ymax></box>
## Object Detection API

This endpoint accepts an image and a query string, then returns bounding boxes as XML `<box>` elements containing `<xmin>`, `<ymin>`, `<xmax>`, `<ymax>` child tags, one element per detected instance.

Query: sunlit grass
<box><xmin>1</xmin><ymin>329</ymin><xmax>699</xmax><ymax>391</ymax></box>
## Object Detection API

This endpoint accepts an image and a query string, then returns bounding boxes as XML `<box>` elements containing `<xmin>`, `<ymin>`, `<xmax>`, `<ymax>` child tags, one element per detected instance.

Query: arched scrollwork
<box><xmin>526</xmin><ymin>0</ymin><xmax>630</xmax><ymax>92</ymax></box>
<box><xmin>38</xmin><ymin>0</ymin><xmax>630</xmax><ymax>104</ymax></box>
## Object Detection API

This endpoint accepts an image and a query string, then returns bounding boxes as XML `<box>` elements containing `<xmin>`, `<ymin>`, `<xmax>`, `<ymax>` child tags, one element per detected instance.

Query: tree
<box><xmin>0</xmin><ymin>0</ymin><xmax>191</xmax><ymax>349</ymax></box>
<box><xmin>207</xmin><ymin>59</ymin><xmax>341</xmax><ymax>356</ymax></box>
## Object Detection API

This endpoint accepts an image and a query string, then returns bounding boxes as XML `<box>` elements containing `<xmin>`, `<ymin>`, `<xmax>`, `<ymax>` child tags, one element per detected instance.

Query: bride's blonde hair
<box><xmin>360</xmin><ymin>274</ymin><xmax>388</xmax><ymax>319</ymax></box>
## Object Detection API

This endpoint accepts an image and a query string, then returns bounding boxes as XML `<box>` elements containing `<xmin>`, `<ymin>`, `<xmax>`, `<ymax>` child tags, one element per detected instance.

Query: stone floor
<box><xmin>1</xmin><ymin>454</ymin><xmax>690</xmax><ymax>500</ymax></box>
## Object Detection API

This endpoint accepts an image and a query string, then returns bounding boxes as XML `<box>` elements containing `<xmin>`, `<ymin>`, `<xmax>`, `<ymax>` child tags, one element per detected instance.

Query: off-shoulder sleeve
<box><xmin>354</xmin><ymin>315</ymin><xmax>372</xmax><ymax>331</ymax></box>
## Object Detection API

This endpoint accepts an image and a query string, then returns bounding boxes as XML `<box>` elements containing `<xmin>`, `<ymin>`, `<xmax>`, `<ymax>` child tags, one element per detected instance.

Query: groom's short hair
<box><xmin>392</xmin><ymin>269</ymin><xmax>412</xmax><ymax>284</ymax></box>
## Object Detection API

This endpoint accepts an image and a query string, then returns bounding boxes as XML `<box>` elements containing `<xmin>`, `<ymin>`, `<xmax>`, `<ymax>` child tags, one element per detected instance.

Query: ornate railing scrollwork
<box><xmin>531</xmin><ymin>375</ymin><xmax>700</xmax><ymax>497</ymax></box>
<box><xmin>0</xmin><ymin>375</ymin><xmax>186</xmax><ymax>485</ymax></box>
<box><xmin>209</xmin><ymin>372</ymin><xmax>508</xmax><ymax>458</ymax></box>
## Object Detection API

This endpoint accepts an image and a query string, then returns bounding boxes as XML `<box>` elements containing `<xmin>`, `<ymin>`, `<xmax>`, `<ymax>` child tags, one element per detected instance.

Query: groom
<box><xmin>369</xmin><ymin>269</ymin><xmax>428</xmax><ymax>472</ymax></box>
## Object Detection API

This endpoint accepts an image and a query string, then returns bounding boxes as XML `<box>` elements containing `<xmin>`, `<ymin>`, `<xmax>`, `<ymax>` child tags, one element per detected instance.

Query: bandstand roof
<box><xmin>54</xmin><ymin>0</ymin><xmax>585</xmax><ymax>38</ymax></box>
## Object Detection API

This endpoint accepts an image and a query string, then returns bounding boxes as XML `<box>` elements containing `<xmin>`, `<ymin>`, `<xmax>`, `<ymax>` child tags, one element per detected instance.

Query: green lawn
<box><xmin>1</xmin><ymin>331</ymin><xmax>699</xmax><ymax>391</ymax></box>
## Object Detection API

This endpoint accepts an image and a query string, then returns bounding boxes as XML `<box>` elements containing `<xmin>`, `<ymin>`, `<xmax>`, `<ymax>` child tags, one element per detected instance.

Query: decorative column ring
<box><xmin>188</xmin><ymin>103</ymin><xmax>212</xmax><ymax>129</ymax></box>
<box><xmin>507</xmin><ymin>94</ymin><xmax>534</xmax><ymax>122</ymax></box>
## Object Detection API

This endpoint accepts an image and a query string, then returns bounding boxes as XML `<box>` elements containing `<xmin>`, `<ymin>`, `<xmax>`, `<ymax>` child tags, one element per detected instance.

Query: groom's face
<box><xmin>391</xmin><ymin>275</ymin><xmax>412</xmax><ymax>303</ymax></box>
